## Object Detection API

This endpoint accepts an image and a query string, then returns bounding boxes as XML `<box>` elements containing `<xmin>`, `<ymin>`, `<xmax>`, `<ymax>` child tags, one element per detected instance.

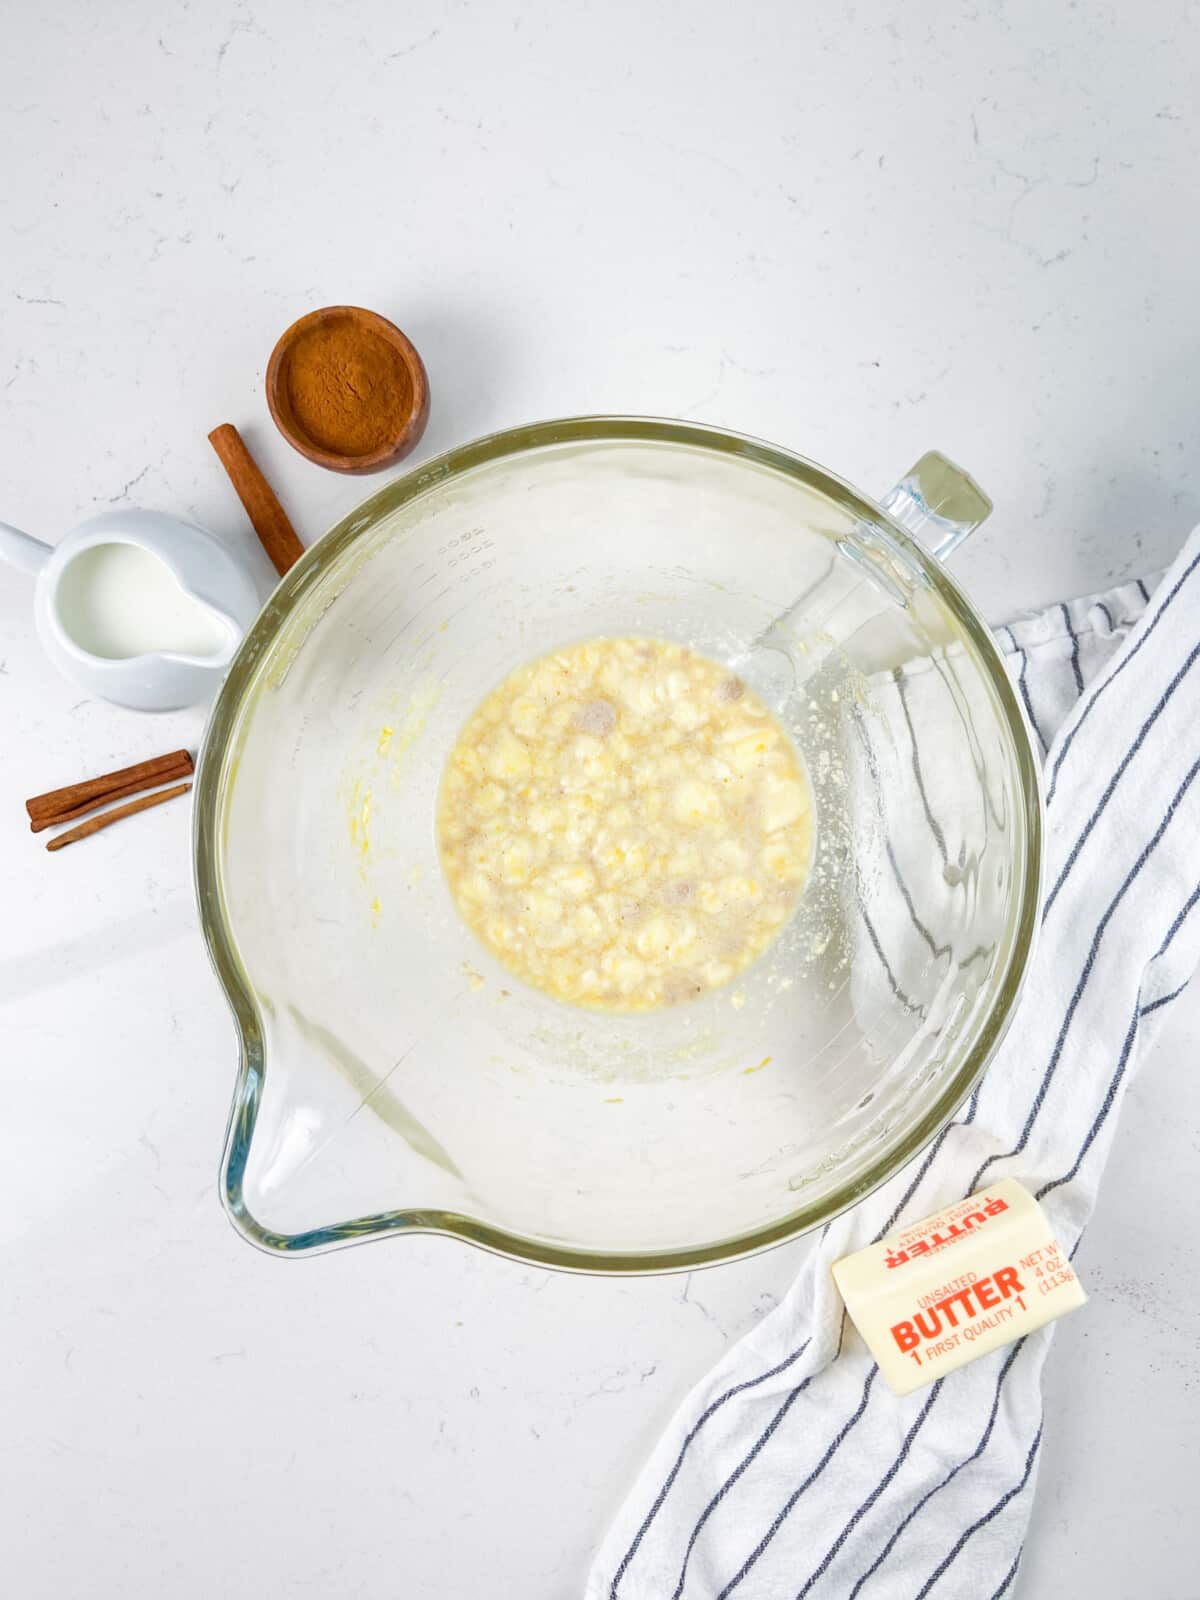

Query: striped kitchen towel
<box><xmin>588</xmin><ymin>532</ymin><xmax>1200</xmax><ymax>1600</ymax></box>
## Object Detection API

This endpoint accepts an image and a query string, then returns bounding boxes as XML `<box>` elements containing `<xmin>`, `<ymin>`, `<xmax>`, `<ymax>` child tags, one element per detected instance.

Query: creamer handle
<box><xmin>0</xmin><ymin>522</ymin><xmax>52</xmax><ymax>576</ymax></box>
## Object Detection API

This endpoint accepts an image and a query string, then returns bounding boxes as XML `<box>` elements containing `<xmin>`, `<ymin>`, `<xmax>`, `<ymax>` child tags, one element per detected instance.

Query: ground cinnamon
<box><xmin>280</xmin><ymin>320</ymin><xmax>414</xmax><ymax>457</ymax></box>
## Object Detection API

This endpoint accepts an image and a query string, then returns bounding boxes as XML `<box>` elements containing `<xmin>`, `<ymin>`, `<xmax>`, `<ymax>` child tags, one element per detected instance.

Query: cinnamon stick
<box><xmin>26</xmin><ymin>749</ymin><xmax>193</xmax><ymax>831</ymax></box>
<box><xmin>208</xmin><ymin>422</ymin><xmax>305</xmax><ymax>577</ymax></box>
<box><xmin>45</xmin><ymin>782</ymin><xmax>192</xmax><ymax>852</ymax></box>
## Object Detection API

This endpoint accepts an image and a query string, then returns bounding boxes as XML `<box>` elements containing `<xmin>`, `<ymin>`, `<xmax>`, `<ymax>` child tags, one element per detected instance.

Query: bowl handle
<box><xmin>878</xmin><ymin>451</ymin><xmax>992</xmax><ymax>562</ymax></box>
<box><xmin>733</xmin><ymin>450</ymin><xmax>994</xmax><ymax>702</ymax></box>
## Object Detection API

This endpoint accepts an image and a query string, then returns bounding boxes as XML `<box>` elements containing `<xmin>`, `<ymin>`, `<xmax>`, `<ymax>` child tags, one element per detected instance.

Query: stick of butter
<box><xmin>831</xmin><ymin>1178</ymin><xmax>1086</xmax><ymax>1396</ymax></box>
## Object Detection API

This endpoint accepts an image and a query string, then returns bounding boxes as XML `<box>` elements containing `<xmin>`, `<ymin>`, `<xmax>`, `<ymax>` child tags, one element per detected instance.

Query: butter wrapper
<box><xmin>832</xmin><ymin>1178</ymin><xmax>1086</xmax><ymax>1396</ymax></box>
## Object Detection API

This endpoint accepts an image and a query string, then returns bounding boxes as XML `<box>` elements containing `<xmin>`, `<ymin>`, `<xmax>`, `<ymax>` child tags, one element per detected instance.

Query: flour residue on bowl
<box><xmin>339</xmin><ymin>680</ymin><xmax>441</xmax><ymax>900</ymax></box>
<box><xmin>347</xmin><ymin>778</ymin><xmax>373</xmax><ymax>870</ymax></box>
<box><xmin>437</xmin><ymin>636</ymin><xmax>815</xmax><ymax>1012</ymax></box>
<box><xmin>384</xmin><ymin>681</ymin><xmax>439</xmax><ymax>785</ymax></box>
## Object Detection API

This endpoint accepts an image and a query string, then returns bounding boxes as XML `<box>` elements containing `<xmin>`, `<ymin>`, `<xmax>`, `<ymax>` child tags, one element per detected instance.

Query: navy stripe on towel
<box><xmin>666</xmin><ymin>1321</ymin><xmax>846</xmax><ymax>1600</ymax></box>
<box><xmin>989</xmin><ymin>1548</ymin><xmax>1023</xmax><ymax>1600</ymax></box>
<box><xmin>847</xmin><ymin>1339</ymin><xmax>1028</xmax><ymax>1598</ymax></box>
<box><xmin>895</xmin><ymin>671</ymin><xmax>951</xmax><ymax>864</ymax></box>
<box><xmin>1138</xmin><ymin>979</ymin><xmax>1192</xmax><ymax>1018</ymax></box>
<box><xmin>1036</xmin><ymin>878</ymin><xmax>1200</xmax><ymax>1203</ymax></box>
<box><xmin>794</xmin><ymin>1381</ymin><xmax>944</xmax><ymax>1598</ymax></box>
<box><xmin>1000</xmin><ymin>625</ymin><xmax>1049</xmax><ymax>755</ymax></box>
<box><xmin>714</xmin><ymin>1368</ymin><xmax>880</xmax><ymax>1599</ymax></box>
<box><xmin>1044</xmin><ymin>635</ymin><xmax>1200</xmax><ymax>917</ymax></box>
<box><xmin>969</xmin><ymin>750</ymin><xmax>1200</xmax><ymax>1194</ymax></box>
<box><xmin>1047</xmin><ymin>547</ymin><xmax>1200</xmax><ymax>802</ymax></box>
<box><xmin>913</xmin><ymin>1420</ymin><xmax>1044</xmax><ymax>1600</ymax></box>
<box><xmin>609</xmin><ymin>1339</ymin><xmax>813</xmax><ymax>1597</ymax></box>
<box><xmin>1062</xmin><ymin>602</ymin><xmax>1085</xmax><ymax>695</ymax></box>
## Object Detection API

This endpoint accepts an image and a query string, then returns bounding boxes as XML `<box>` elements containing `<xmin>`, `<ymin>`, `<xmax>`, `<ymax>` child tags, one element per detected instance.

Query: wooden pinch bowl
<box><xmin>266</xmin><ymin>305</ymin><xmax>430</xmax><ymax>475</ymax></box>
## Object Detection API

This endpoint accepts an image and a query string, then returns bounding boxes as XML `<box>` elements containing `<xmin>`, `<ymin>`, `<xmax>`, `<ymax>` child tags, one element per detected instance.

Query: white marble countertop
<box><xmin>3</xmin><ymin>3</ymin><xmax>1199</xmax><ymax>1595</ymax></box>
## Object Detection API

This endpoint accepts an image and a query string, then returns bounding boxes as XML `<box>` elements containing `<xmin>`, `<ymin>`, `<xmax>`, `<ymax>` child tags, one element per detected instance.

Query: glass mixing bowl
<box><xmin>195</xmin><ymin>417</ymin><xmax>1042</xmax><ymax>1271</ymax></box>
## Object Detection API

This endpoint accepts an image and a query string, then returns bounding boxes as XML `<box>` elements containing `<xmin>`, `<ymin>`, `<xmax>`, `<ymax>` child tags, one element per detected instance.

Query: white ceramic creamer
<box><xmin>0</xmin><ymin>510</ymin><xmax>261</xmax><ymax>711</ymax></box>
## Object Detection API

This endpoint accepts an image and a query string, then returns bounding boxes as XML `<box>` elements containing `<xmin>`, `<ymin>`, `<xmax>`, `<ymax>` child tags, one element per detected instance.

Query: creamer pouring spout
<box><xmin>0</xmin><ymin>509</ymin><xmax>260</xmax><ymax>711</ymax></box>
